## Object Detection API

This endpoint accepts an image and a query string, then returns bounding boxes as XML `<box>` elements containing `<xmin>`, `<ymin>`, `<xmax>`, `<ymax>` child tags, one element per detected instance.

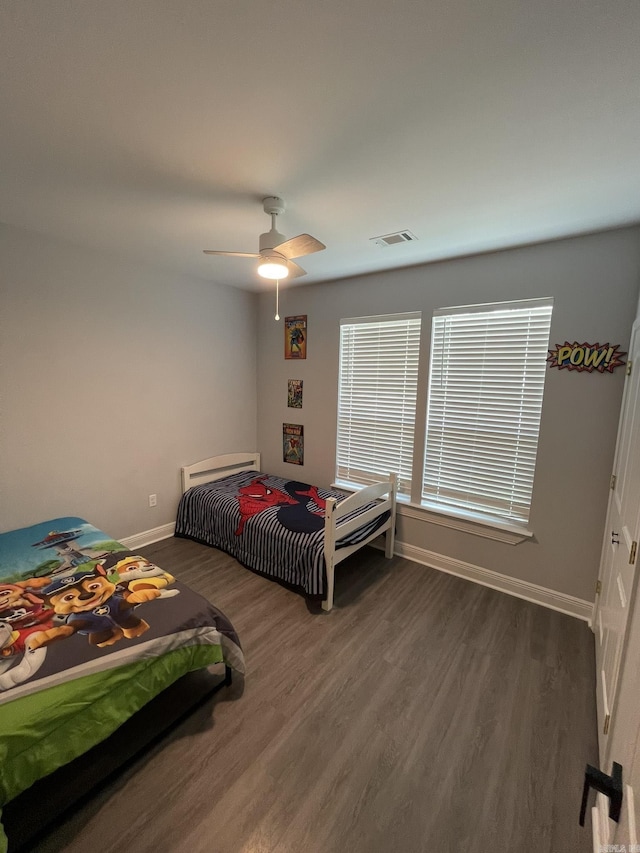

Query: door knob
<box><xmin>579</xmin><ymin>762</ymin><xmax>623</xmax><ymax>826</ymax></box>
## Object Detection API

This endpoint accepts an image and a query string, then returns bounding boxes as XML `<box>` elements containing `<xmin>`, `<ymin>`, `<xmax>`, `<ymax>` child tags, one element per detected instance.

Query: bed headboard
<box><xmin>181</xmin><ymin>452</ymin><xmax>261</xmax><ymax>493</ymax></box>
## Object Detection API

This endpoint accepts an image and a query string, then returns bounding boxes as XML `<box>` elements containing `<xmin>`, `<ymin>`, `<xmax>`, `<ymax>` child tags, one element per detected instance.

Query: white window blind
<box><xmin>422</xmin><ymin>299</ymin><xmax>553</xmax><ymax>523</ymax></box>
<box><xmin>336</xmin><ymin>313</ymin><xmax>421</xmax><ymax>497</ymax></box>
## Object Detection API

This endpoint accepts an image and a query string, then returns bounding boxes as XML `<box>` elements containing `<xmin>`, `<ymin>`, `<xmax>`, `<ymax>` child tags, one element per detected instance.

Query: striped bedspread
<box><xmin>175</xmin><ymin>471</ymin><xmax>390</xmax><ymax>595</ymax></box>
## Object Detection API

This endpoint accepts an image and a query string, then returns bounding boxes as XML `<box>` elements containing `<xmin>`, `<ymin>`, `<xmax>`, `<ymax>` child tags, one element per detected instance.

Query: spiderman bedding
<box><xmin>175</xmin><ymin>471</ymin><xmax>390</xmax><ymax>596</ymax></box>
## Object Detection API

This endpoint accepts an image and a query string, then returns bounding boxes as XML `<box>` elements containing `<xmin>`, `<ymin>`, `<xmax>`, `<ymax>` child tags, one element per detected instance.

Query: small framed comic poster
<box><xmin>288</xmin><ymin>379</ymin><xmax>303</xmax><ymax>408</ymax></box>
<box><xmin>283</xmin><ymin>423</ymin><xmax>304</xmax><ymax>465</ymax></box>
<box><xmin>285</xmin><ymin>315</ymin><xmax>307</xmax><ymax>359</ymax></box>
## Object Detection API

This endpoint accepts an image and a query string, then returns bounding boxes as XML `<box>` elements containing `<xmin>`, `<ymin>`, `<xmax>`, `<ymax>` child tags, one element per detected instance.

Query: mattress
<box><xmin>0</xmin><ymin>517</ymin><xmax>244</xmax><ymax>853</ymax></box>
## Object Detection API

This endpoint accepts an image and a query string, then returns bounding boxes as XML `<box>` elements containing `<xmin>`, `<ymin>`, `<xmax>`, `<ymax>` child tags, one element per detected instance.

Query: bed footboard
<box><xmin>322</xmin><ymin>474</ymin><xmax>397</xmax><ymax>612</ymax></box>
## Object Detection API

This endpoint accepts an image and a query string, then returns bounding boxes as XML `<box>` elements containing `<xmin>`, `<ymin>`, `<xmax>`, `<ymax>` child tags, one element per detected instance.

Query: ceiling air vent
<box><xmin>370</xmin><ymin>230</ymin><xmax>418</xmax><ymax>248</ymax></box>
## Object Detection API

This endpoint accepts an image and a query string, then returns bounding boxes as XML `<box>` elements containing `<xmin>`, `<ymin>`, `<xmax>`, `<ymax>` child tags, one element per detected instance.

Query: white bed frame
<box><xmin>180</xmin><ymin>452</ymin><xmax>397</xmax><ymax>612</ymax></box>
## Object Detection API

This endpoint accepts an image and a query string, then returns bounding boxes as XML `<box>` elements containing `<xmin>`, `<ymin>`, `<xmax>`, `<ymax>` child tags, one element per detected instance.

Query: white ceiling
<box><xmin>2</xmin><ymin>0</ymin><xmax>640</xmax><ymax>291</ymax></box>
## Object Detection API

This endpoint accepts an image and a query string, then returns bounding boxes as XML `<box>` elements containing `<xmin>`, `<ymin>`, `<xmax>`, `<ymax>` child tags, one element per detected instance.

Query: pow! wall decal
<box><xmin>547</xmin><ymin>342</ymin><xmax>627</xmax><ymax>373</ymax></box>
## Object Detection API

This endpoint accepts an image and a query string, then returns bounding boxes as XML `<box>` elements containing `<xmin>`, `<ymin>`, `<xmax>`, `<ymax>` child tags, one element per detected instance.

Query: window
<box><xmin>336</xmin><ymin>313</ymin><xmax>421</xmax><ymax>498</ymax></box>
<box><xmin>336</xmin><ymin>298</ymin><xmax>553</xmax><ymax>531</ymax></box>
<box><xmin>422</xmin><ymin>299</ymin><xmax>553</xmax><ymax>525</ymax></box>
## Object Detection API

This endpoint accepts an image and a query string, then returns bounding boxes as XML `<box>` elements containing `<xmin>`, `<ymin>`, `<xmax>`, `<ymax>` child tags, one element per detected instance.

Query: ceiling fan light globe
<box><xmin>257</xmin><ymin>260</ymin><xmax>289</xmax><ymax>280</ymax></box>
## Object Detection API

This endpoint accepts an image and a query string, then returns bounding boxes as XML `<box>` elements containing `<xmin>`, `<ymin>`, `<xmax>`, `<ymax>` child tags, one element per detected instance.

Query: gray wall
<box><xmin>257</xmin><ymin>227</ymin><xmax>640</xmax><ymax>602</ymax></box>
<box><xmin>0</xmin><ymin>223</ymin><xmax>257</xmax><ymax>539</ymax></box>
<box><xmin>2</xmin><ymin>221</ymin><xmax>637</xmax><ymax>602</ymax></box>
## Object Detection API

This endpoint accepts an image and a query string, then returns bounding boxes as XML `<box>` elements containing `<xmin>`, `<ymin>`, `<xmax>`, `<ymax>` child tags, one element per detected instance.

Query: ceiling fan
<box><xmin>203</xmin><ymin>196</ymin><xmax>326</xmax><ymax>281</ymax></box>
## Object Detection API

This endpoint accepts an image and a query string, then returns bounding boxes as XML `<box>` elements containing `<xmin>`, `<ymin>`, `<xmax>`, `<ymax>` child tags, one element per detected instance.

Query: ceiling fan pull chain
<box><xmin>275</xmin><ymin>278</ymin><xmax>280</xmax><ymax>321</ymax></box>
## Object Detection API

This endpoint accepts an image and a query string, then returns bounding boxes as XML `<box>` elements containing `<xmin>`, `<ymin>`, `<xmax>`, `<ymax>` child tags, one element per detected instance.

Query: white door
<box><xmin>594</xmin><ymin>319</ymin><xmax>640</xmax><ymax>765</ymax></box>
<box><xmin>592</xmin><ymin>515</ymin><xmax>640</xmax><ymax>849</ymax></box>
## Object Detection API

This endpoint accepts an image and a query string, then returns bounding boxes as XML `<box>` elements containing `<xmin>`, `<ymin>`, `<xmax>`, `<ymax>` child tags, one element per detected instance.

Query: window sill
<box><xmin>332</xmin><ymin>480</ymin><xmax>534</xmax><ymax>544</ymax></box>
<box><xmin>398</xmin><ymin>500</ymin><xmax>534</xmax><ymax>545</ymax></box>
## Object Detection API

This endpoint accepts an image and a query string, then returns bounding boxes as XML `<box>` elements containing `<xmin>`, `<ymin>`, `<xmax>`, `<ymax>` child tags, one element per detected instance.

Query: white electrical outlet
<box><xmin>148</xmin><ymin>494</ymin><xmax>157</xmax><ymax>507</ymax></box>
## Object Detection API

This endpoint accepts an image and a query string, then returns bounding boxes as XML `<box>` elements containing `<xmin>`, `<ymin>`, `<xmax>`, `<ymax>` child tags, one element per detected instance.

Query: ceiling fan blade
<box><xmin>273</xmin><ymin>234</ymin><xmax>326</xmax><ymax>260</ymax></box>
<box><xmin>203</xmin><ymin>250</ymin><xmax>260</xmax><ymax>258</ymax></box>
<box><xmin>287</xmin><ymin>260</ymin><xmax>307</xmax><ymax>278</ymax></box>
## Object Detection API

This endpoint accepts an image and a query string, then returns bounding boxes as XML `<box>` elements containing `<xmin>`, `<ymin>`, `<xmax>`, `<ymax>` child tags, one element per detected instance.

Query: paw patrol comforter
<box><xmin>0</xmin><ymin>517</ymin><xmax>244</xmax><ymax>853</ymax></box>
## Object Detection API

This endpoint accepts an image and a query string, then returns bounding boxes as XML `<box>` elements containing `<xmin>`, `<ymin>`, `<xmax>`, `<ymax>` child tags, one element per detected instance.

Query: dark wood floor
<box><xmin>30</xmin><ymin>538</ymin><xmax>597</xmax><ymax>852</ymax></box>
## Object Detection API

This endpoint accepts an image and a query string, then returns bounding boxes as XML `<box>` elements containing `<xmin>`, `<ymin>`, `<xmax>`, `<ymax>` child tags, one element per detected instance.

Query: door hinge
<box><xmin>626</xmin><ymin>360</ymin><xmax>633</xmax><ymax>377</ymax></box>
<box><xmin>604</xmin><ymin>713</ymin><xmax>611</xmax><ymax>735</ymax></box>
<box><xmin>610</xmin><ymin>473</ymin><xmax>617</xmax><ymax>490</ymax></box>
<box><xmin>596</xmin><ymin>579</ymin><xmax>602</xmax><ymax>595</ymax></box>
<box><xmin>630</xmin><ymin>541</ymin><xmax>638</xmax><ymax>566</ymax></box>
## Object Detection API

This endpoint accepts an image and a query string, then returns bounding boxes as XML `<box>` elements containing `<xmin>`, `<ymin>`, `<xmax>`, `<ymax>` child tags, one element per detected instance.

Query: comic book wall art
<box><xmin>283</xmin><ymin>423</ymin><xmax>304</xmax><ymax>464</ymax></box>
<box><xmin>285</xmin><ymin>315</ymin><xmax>307</xmax><ymax>359</ymax></box>
<box><xmin>547</xmin><ymin>342</ymin><xmax>627</xmax><ymax>373</ymax></box>
<box><xmin>288</xmin><ymin>379</ymin><xmax>303</xmax><ymax>408</ymax></box>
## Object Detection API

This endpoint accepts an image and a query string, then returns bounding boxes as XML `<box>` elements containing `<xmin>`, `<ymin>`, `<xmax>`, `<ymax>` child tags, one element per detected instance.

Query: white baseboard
<box><xmin>118</xmin><ymin>525</ymin><xmax>592</xmax><ymax>623</ymax></box>
<box><xmin>119</xmin><ymin>522</ymin><xmax>175</xmax><ymax>550</ymax></box>
<box><xmin>374</xmin><ymin>538</ymin><xmax>593</xmax><ymax>623</ymax></box>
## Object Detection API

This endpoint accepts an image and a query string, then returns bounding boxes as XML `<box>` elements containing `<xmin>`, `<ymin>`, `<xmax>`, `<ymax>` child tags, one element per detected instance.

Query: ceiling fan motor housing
<box><xmin>259</xmin><ymin>229</ymin><xmax>287</xmax><ymax>253</ymax></box>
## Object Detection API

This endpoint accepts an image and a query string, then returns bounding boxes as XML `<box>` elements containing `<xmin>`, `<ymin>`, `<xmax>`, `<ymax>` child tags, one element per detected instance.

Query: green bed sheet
<box><xmin>0</xmin><ymin>642</ymin><xmax>223</xmax><ymax>853</ymax></box>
